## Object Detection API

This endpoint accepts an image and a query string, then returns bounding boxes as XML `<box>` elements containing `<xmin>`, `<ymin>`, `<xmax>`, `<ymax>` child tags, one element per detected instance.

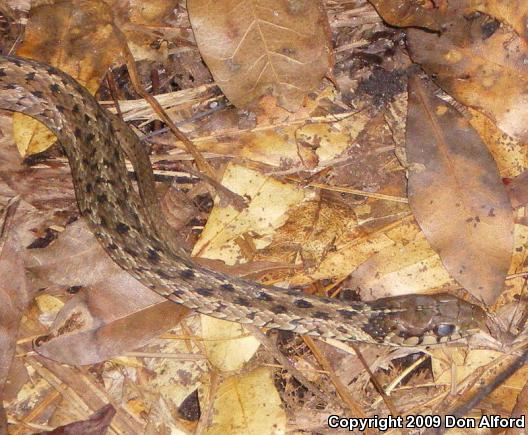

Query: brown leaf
<box><xmin>408</xmin><ymin>15</ymin><xmax>528</xmax><ymax>142</ymax></box>
<box><xmin>406</xmin><ymin>76</ymin><xmax>513</xmax><ymax>304</ymax></box>
<box><xmin>0</xmin><ymin>199</ymin><xmax>30</xmax><ymax>432</ymax></box>
<box><xmin>457</xmin><ymin>0</ymin><xmax>528</xmax><ymax>40</ymax></box>
<box><xmin>28</xmin><ymin>220</ymin><xmax>188</xmax><ymax>365</ymax></box>
<box><xmin>368</xmin><ymin>0</ymin><xmax>444</xmax><ymax>31</ymax></box>
<box><xmin>15</xmin><ymin>0</ymin><xmax>123</xmax><ymax>156</ymax></box>
<box><xmin>40</xmin><ymin>403</ymin><xmax>115</xmax><ymax>435</ymax></box>
<box><xmin>187</xmin><ymin>0</ymin><xmax>333</xmax><ymax>111</ymax></box>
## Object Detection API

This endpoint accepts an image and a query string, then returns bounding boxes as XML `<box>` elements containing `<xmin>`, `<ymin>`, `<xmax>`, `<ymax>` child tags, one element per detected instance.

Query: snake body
<box><xmin>0</xmin><ymin>55</ymin><xmax>486</xmax><ymax>346</ymax></box>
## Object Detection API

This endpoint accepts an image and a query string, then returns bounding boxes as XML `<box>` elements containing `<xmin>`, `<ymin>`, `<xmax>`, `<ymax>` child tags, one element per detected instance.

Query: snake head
<box><xmin>366</xmin><ymin>293</ymin><xmax>487</xmax><ymax>346</ymax></box>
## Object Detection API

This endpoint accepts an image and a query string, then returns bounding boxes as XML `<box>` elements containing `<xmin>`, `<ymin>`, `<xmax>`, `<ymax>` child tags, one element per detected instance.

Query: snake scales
<box><xmin>0</xmin><ymin>55</ymin><xmax>487</xmax><ymax>346</ymax></box>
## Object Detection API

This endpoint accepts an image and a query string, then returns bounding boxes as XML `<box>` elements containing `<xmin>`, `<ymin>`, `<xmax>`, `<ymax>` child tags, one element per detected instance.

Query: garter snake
<box><xmin>0</xmin><ymin>55</ymin><xmax>487</xmax><ymax>346</ymax></box>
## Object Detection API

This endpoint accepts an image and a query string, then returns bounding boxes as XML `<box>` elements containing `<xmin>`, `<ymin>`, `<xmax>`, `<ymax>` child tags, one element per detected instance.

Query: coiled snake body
<box><xmin>0</xmin><ymin>55</ymin><xmax>486</xmax><ymax>346</ymax></box>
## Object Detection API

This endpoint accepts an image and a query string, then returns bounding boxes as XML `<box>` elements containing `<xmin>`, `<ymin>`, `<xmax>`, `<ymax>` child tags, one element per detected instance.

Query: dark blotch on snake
<box><xmin>155</xmin><ymin>269</ymin><xmax>172</xmax><ymax>280</ymax></box>
<box><xmin>313</xmin><ymin>311</ymin><xmax>330</xmax><ymax>320</ymax></box>
<box><xmin>124</xmin><ymin>247</ymin><xmax>137</xmax><ymax>257</ymax></box>
<box><xmin>271</xmin><ymin>304</ymin><xmax>288</xmax><ymax>314</ymax></box>
<box><xmin>0</xmin><ymin>68</ymin><xmax>6</xmax><ymax>77</ymax></box>
<box><xmin>31</xmin><ymin>90</ymin><xmax>43</xmax><ymax>98</ymax></box>
<box><xmin>220</xmin><ymin>283</ymin><xmax>235</xmax><ymax>292</ymax></box>
<box><xmin>97</xmin><ymin>193</ymin><xmax>108</xmax><ymax>204</ymax></box>
<box><xmin>196</xmin><ymin>287</ymin><xmax>214</xmax><ymax>297</ymax></box>
<box><xmin>107</xmin><ymin>243</ymin><xmax>118</xmax><ymax>250</ymax></box>
<box><xmin>25</xmin><ymin>72</ymin><xmax>36</xmax><ymax>81</ymax></box>
<box><xmin>337</xmin><ymin>309</ymin><xmax>356</xmax><ymax>319</ymax></box>
<box><xmin>147</xmin><ymin>248</ymin><xmax>161</xmax><ymax>263</ymax></box>
<box><xmin>256</xmin><ymin>291</ymin><xmax>273</xmax><ymax>302</ymax></box>
<box><xmin>74</xmin><ymin>127</ymin><xmax>82</xmax><ymax>139</ymax></box>
<box><xmin>56</xmin><ymin>105</ymin><xmax>65</xmax><ymax>113</ymax></box>
<box><xmin>72</xmin><ymin>104</ymin><xmax>80</xmax><ymax>113</ymax></box>
<box><xmin>235</xmin><ymin>296</ymin><xmax>251</xmax><ymax>307</ymax></box>
<box><xmin>50</xmin><ymin>83</ymin><xmax>60</xmax><ymax>93</ymax></box>
<box><xmin>179</xmin><ymin>269</ymin><xmax>195</xmax><ymax>280</ymax></box>
<box><xmin>115</xmin><ymin>222</ymin><xmax>130</xmax><ymax>234</ymax></box>
<box><xmin>295</xmin><ymin>299</ymin><xmax>313</xmax><ymax>309</ymax></box>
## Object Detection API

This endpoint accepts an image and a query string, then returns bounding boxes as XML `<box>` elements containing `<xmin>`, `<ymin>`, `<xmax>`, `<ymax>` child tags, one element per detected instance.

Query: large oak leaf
<box><xmin>188</xmin><ymin>0</ymin><xmax>332</xmax><ymax>111</ymax></box>
<box><xmin>406</xmin><ymin>76</ymin><xmax>513</xmax><ymax>304</ymax></box>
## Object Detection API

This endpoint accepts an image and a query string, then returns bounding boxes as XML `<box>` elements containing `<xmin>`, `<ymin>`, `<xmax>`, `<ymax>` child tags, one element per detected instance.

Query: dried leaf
<box><xmin>43</xmin><ymin>403</ymin><xmax>115</xmax><ymax>435</ymax></box>
<box><xmin>506</xmin><ymin>170</ymin><xmax>528</xmax><ymax>209</ymax></box>
<box><xmin>205</xmin><ymin>368</ymin><xmax>286</xmax><ymax>434</ymax></box>
<box><xmin>201</xmin><ymin>317</ymin><xmax>260</xmax><ymax>371</ymax></box>
<box><xmin>406</xmin><ymin>76</ymin><xmax>513</xmax><ymax>304</ymax></box>
<box><xmin>0</xmin><ymin>200</ymin><xmax>29</xmax><ymax>433</ymax></box>
<box><xmin>346</xmin><ymin>230</ymin><xmax>454</xmax><ymax>299</ymax></box>
<box><xmin>368</xmin><ymin>0</ymin><xmax>443</xmax><ymax>31</ymax></box>
<box><xmin>28</xmin><ymin>221</ymin><xmax>188</xmax><ymax>365</ymax></box>
<box><xmin>192</xmin><ymin>164</ymin><xmax>305</xmax><ymax>262</ymax></box>
<box><xmin>188</xmin><ymin>0</ymin><xmax>333</xmax><ymax>111</ymax></box>
<box><xmin>15</xmin><ymin>0</ymin><xmax>123</xmax><ymax>156</ymax></box>
<box><xmin>408</xmin><ymin>15</ymin><xmax>528</xmax><ymax>142</ymax></box>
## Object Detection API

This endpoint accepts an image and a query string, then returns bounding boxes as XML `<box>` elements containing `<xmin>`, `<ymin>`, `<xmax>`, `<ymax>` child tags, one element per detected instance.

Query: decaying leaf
<box><xmin>408</xmin><ymin>15</ymin><xmax>528</xmax><ymax>142</ymax></box>
<box><xmin>346</xmin><ymin>230</ymin><xmax>454</xmax><ymax>299</ymax></box>
<box><xmin>506</xmin><ymin>170</ymin><xmax>528</xmax><ymax>209</ymax></box>
<box><xmin>192</xmin><ymin>164</ymin><xmax>305</xmax><ymax>262</ymax></box>
<box><xmin>187</xmin><ymin>0</ymin><xmax>333</xmax><ymax>111</ymax></box>
<box><xmin>406</xmin><ymin>76</ymin><xmax>513</xmax><ymax>304</ymax></box>
<box><xmin>201</xmin><ymin>316</ymin><xmax>260</xmax><ymax>371</ymax></box>
<box><xmin>368</xmin><ymin>0</ymin><xmax>443</xmax><ymax>31</ymax></box>
<box><xmin>205</xmin><ymin>368</ymin><xmax>286</xmax><ymax>434</ymax></box>
<box><xmin>42</xmin><ymin>403</ymin><xmax>116</xmax><ymax>435</ymax></box>
<box><xmin>27</xmin><ymin>221</ymin><xmax>188</xmax><ymax>365</ymax></box>
<box><xmin>14</xmin><ymin>0</ymin><xmax>122</xmax><ymax>156</ymax></box>
<box><xmin>0</xmin><ymin>201</ymin><xmax>29</xmax><ymax>433</ymax></box>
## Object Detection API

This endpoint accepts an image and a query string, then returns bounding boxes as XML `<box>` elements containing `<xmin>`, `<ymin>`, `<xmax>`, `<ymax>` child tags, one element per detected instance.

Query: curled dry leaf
<box><xmin>406</xmin><ymin>76</ymin><xmax>513</xmax><ymax>305</ymax></box>
<box><xmin>408</xmin><ymin>15</ymin><xmax>528</xmax><ymax>142</ymax></box>
<box><xmin>187</xmin><ymin>0</ymin><xmax>333</xmax><ymax>111</ymax></box>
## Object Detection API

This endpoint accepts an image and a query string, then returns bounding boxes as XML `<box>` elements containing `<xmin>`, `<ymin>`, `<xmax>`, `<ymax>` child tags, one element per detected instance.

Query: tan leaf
<box><xmin>201</xmin><ymin>316</ymin><xmax>260</xmax><ymax>371</ymax></box>
<box><xmin>192</xmin><ymin>164</ymin><xmax>305</xmax><ymax>263</ymax></box>
<box><xmin>408</xmin><ymin>15</ymin><xmax>528</xmax><ymax>142</ymax></box>
<box><xmin>406</xmin><ymin>76</ymin><xmax>513</xmax><ymax>304</ymax></box>
<box><xmin>205</xmin><ymin>368</ymin><xmax>286</xmax><ymax>435</ymax></box>
<box><xmin>187</xmin><ymin>0</ymin><xmax>333</xmax><ymax>111</ymax></box>
<box><xmin>346</xmin><ymin>230</ymin><xmax>454</xmax><ymax>299</ymax></box>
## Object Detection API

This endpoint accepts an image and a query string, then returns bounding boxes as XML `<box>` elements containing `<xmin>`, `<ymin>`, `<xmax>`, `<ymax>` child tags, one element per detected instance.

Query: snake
<box><xmin>0</xmin><ymin>55</ymin><xmax>487</xmax><ymax>346</ymax></box>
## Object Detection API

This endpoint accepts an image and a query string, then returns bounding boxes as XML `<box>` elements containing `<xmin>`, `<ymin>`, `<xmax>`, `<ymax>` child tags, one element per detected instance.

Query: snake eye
<box><xmin>434</xmin><ymin>323</ymin><xmax>456</xmax><ymax>337</ymax></box>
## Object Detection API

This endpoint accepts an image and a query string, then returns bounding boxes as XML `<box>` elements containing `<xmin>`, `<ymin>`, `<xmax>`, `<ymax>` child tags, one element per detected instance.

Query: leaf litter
<box><xmin>0</xmin><ymin>0</ymin><xmax>527</xmax><ymax>432</ymax></box>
